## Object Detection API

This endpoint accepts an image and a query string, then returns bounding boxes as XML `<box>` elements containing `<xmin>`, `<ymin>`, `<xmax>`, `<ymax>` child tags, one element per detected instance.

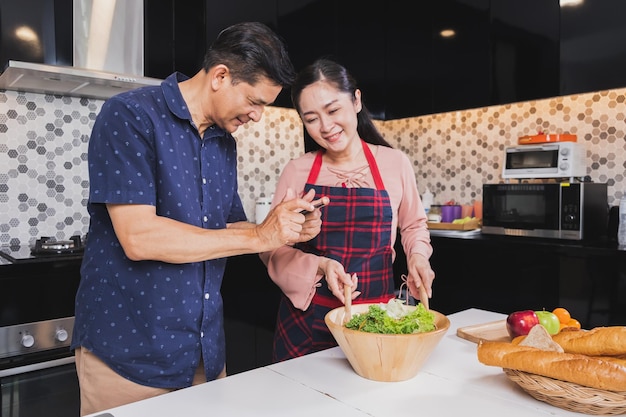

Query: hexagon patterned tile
<box><xmin>1</xmin><ymin>86</ymin><xmax>625</xmax><ymax>245</ymax></box>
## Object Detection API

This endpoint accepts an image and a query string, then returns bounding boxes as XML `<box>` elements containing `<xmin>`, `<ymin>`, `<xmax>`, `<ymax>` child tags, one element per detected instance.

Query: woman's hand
<box><xmin>406</xmin><ymin>253</ymin><xmax>435</xmax><ymax>302</ymax></box>
<box><xmin>317</xmin><ymin>257</ymin><xmax>360</xmax><ymax>303</ymax></box>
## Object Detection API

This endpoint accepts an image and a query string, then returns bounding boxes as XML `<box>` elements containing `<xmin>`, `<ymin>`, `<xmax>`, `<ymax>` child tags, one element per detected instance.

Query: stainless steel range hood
<box><xmin>0</xmin><ymin>60</ymin><xmax>162</xmax><ymax>100</ymax></box>
<box><xmin>0</xmin><ymin>0</ymin><xmax>162</xmax><ymax>100</ymax></box>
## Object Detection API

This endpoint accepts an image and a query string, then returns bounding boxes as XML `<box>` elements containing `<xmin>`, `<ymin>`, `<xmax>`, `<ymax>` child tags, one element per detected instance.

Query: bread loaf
<box><xmin>518</xmin><ymin>324</ymin><xmax>563</xmax><ymax>352</ymax></box>
<box><xmin>593</xmin><ymin>355</ymin><xmax>626</xmax><ymax>367</ymax></box>
<box><xmin>552</xmin><ymin>327</ymin><xmax>626</xmax><ymax>356</ymax></box>
<box><xmin>477</xmin><ymin>340</ymin><xmax>626</xmax><ymax>391</ymax></box>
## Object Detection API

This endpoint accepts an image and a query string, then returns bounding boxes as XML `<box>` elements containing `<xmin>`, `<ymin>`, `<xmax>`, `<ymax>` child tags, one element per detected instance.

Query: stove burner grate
<box><xmin>31</xmin><ymin>235</ymin><xmax>85</xmax><ymax>255</ymax></box>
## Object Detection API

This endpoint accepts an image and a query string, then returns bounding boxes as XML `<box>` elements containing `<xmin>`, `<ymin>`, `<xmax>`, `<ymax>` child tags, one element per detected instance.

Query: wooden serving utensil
<box><xmin>418</xmin><ymin>282</ymin><xmax>429</xmax><ymax>311</ymax></box>
<box><xmin>343</xmin><ymin>284</ymin><xmax>352</xmax><ymax>324</ymax></box>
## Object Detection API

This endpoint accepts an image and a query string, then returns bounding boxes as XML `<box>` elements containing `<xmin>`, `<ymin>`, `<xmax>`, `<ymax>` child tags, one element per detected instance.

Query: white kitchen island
<box><xmin>87</xmin><ymin>309</ymin><xmax>590</xmax><ymax>417</ymax></box>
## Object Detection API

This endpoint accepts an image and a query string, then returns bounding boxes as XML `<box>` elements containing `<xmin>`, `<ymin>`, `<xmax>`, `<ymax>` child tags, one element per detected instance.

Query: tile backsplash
<box><xmin>1</xmin><ymin>87</ymin><xmax>625</xmax><ymax>246</ymax></box>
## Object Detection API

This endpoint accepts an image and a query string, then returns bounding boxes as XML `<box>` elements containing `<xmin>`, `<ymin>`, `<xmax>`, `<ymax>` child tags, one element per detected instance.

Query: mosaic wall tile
<box><xmin>0</xmin><ymin>92</ymin><xmax>96</xmax><ymax>246</ymax></box>
<box><xmin>1</xmin><ymin>85</ymin><xmax>625</xmax><ymax>246</ymax></box>
<box><xmin>234</xmin><ymin>106</ymin><xmax>304</xmax><ymax>222</ymax></box>
<box><xmin>383</xmin><ymin>88</ymin><xmax>626</xmax><ymax>207</ymax></box>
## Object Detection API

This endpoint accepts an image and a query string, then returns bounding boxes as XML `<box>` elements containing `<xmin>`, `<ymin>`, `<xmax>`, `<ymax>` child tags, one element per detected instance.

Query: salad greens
<box><xmin>344</xmin><ymin>299</ymin><xmax>435</xmax><ymax>334</ymax></box>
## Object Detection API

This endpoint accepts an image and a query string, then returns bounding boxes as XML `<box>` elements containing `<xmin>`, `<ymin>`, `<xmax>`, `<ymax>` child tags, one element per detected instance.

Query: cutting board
<box><xmin>456</xmin><ymin>319</ymin><xmax>511</xmax><ymax>343</ymax></box>
<box><xmin>427</xmin><ymin>218</ymin><xmax>480</xmax><ymax>231</ymax></box>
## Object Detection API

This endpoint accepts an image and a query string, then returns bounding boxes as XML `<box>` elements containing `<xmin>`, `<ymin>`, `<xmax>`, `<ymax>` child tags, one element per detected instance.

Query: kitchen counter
<box><xmin>86</xmin><ymin>308</ymin><xmax>590</xmax><ymax>417</ymax></box>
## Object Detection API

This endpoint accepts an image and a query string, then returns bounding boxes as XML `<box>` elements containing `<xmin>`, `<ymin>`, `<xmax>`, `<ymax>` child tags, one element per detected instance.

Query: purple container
<box><xmin>452</xmin><ymin>205</ymin><xmax>462</xmax><ymax>221</ymax></box>
<box><xmin>441</xmin><ymin>205</ymin><xmax>462</xmax><ymax>222</ymax></box>
<box><xmin>441</xmin><ymin>205</ymin><xmax>455</xmax><ymax>223</ymax></box>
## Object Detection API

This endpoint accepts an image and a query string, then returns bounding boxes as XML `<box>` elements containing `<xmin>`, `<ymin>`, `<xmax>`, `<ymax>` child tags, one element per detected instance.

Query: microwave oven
<box><xmin>502</xmin><ymin>142</ymin><xmax>587</xmax><ymax>179</ymax></box>
<box><xmin>482</xmin><ymin>182</ymin><xmax>607</xmax><ymax>240</ymax></box>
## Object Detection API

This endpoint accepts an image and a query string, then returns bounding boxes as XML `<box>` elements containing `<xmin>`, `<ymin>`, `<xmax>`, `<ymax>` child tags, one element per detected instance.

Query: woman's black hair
<box><xmin>290</xmin><ymin>58</ymin><xmax>392</xmax><ymax>152</ymax></box>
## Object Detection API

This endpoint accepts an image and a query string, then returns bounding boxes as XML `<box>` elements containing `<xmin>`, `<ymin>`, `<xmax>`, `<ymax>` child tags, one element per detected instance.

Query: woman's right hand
<box><xmin>317</xmin><ymin>257</ymin><xmax>360</xmax><ymax>303</ymax></box>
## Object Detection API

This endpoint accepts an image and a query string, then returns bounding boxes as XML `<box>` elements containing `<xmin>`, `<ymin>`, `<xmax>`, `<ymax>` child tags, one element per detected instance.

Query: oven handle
<box><xmin>0</xmin><ymin>355</ymin><xmax>75</xmax><ymax>377</ymax></box>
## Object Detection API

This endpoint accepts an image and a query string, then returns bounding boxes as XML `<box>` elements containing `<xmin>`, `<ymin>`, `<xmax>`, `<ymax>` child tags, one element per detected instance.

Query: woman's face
<box><xmin>298</xmin><ymin>80</ymin><xmax>362</xmax><ymax>155</ymax></box>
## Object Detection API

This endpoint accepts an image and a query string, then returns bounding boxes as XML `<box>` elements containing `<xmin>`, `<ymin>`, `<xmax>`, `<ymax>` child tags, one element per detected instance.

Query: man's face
<box><xmin>212</xmin><ymin>76</ymin><xmax>282</xmax><ymax>133</ymax></box>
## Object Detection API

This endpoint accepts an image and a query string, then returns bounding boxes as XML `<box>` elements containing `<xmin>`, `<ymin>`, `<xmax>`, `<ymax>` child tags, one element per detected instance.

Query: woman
<box><xmin>260</xmin><ymin>58</ymin><xmax>434</xmax><ymax>362</ymax></box>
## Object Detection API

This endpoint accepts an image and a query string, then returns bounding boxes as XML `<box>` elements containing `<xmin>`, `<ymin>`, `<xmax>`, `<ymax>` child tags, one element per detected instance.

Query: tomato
<box><xmin>535</xmin><ymin>310</ymin><xmax>560</xmax><ymax>335</ymax></box>
<box><xmin>552</xmin><ymin>307</ymin><xmax>571</xmax><ymax>324</ymax></box>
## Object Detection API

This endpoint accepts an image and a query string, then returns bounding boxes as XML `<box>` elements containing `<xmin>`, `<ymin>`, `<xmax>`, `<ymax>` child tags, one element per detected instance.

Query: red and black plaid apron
<box><xmin>273</xmin><ymin>140</ymin><xmax>394</xmax><ymax>362</ymax></box>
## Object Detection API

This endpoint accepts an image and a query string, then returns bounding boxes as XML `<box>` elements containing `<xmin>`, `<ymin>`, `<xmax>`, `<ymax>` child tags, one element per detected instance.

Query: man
<box><xmin>71</xmin><ymin>21</ymin><xmax>327</xmax><ymax>416</ymax></box>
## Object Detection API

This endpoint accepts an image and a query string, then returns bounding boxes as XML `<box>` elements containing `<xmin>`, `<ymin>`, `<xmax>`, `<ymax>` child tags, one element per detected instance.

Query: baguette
<box><xmin>593</xmin><ymin>355</ymin><xmax>626</xmax><ymax>367</ymax></box>
<box><xmin>477</xmin><ymin>340</ymin><xmax>626</xmax><ymax>391</ymax></box>
<box><xmin>552</xmin><ymin>327</ymin><xmax>626</xmax><ymax>356</ymax></box>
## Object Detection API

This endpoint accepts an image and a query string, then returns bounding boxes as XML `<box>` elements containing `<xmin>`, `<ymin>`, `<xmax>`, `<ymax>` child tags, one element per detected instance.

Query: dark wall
<box><xmin>2</xmin><ymin>1</ymin><xmax>625</xmax><ymax>120</ymax></box>
<box><xmin>143</xmin><ymin>0</ymin><xmax>623</xmax><ymax>119</ymax></box>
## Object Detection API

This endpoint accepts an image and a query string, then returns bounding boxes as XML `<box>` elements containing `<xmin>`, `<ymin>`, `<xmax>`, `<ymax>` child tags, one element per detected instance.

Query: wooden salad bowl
<box><xmin>325</xmin><ymin>303</ymin><xmax>450</xmax><ymax>382</ymax></box>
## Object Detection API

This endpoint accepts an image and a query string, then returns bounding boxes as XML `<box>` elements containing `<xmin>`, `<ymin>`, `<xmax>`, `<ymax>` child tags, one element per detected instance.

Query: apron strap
<box><xmin>305</xmin><ymin>140</ymin><xmax>386</xmax><ymax>190</ymax></box>
<box><xmin>361</xmin><ymin>140</ymin><xmax>386</xmax><ymax>190</ymax></box>
<box><xmin>305</xmin><ymin>151</ymin><xmax>324</xmax><ymax>184</ymax></box>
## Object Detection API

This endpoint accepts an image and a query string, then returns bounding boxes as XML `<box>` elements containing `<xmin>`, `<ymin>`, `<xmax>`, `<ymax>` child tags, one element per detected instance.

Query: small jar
<box><xmin>255</xmin><ymin>197</ymin><xmax>272</xmax><ymax>224</ymax></box>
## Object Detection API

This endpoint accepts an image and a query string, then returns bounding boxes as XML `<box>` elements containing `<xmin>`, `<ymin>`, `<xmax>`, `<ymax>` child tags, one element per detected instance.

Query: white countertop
<box><xmin>88</xmin><ymin>308</ymin><xmax>589</xmax><ymax>417</ymax></box>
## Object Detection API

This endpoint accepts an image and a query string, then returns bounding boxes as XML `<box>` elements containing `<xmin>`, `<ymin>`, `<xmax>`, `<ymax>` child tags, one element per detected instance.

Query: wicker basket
<box><xmin>504</xmin><ymin>368</ymin><xmax>626</xmax><ymax>415</ymax></box>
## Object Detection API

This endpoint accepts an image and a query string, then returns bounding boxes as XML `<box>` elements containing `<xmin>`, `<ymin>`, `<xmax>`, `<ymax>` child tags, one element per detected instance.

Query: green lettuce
<box><xmin>344</xmin><ymin>299</ymin><xmax>435</xmax><ymax>334</ymax></box>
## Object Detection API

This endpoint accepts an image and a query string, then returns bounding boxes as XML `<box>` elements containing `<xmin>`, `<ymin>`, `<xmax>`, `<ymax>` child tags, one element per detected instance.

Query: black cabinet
<box><xmin>431</xmin><ymin>0</ymin><xmax>491</xmax><ymax>115</ymax></box>
<box><xmin>221</xmin><ymin>253</ymin><xmax>281</xmax><ymax>375</ymax></box>
<box><xmin>276</xmin><ymin>0</ymin><xmax>336</xmax><ymax>109</ymax></box>
<box><xmin>490</xmin><ymin>0</ymin><xmax>560</xmax><ymax>105</ymax></box>
<box><xmin>560</xmin><ymin>0</ymin><xmax>626</xmax><ymax>95</ymax></box>
<box><xmin>384</xmin><ymin>2</ymin><xmax>434</xmax><ymax>120</ymax></box>
<box><xmin>144</xmin><ymin>0</ymin><xmax>207</xmax><ymax>79</ymax></box>
<box><xmin>422</xmin><ymin>235</ymin><xmax>626</xmax><ymax>329</ymax></box>
<box><xmin>143</xmin><ymin>0</ymin><xmax>626</xmax><ymax>119</ymax></box>
<box><xmin>335</xmin><ymin>1</ymin><xmax>386</xmax><ymax>119</ymax></box>
<box><xmin>275</xmin><ymin>0</ymin><xmax>561</xmax><ymax>118</ymax></box>
<box><xmin>0</xmin><ymin>0</ymin><xmax>73</xmax><ymax>67</ymax></box>
<box><xmin>428</xmin><ymin>236</ymin><xmax>560</xmax><ymax>315</ymax></box>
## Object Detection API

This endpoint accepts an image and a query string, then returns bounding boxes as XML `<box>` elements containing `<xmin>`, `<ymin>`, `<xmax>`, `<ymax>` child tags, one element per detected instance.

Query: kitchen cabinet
<box><xmin>275</xmin><ymin>0</ymin><xmax>336</xmax><ymax>110</ymax></box>
<box><xmin>430</xmin><ymin>0</ymin><xmax>491</xmax><ymax>115</ymax></box>
<box><xmin>276</xmin><ymin>0</ymin><xmax>559</xmax><ymax>119</ymax></box>
<box><xmin>396</xmin><ymin>234</ymin><xmax>626</xmax><ymax>330</ymax></box>
<box><xmin>425</xmin><ymin>236</ymin><xmax>561</xmax><ymax>315</ymax></box>
<box><xmin>560</xmin><ymin>0</ymin><xmax>626</xmax><ymax>95</ymax></box>
<box><xmin>334</xmin><ymin>1</ymin><xmax>386</xmax><ymax>119</ymax></box>
<box><xmin>490</xmin><ymin>0</ymin><xmax>560</xmax><ymax>105</ymax></box>
<box><xmin>144</xmin><ymin>0</ymin><xmax>207</xmax><ymax>79</ymax></box>
<box><xmin>383</xmin><ymin>2</ymin><xmax>434</xmax><ymax>120</ymax></box>
<box><xmin>277</xmin><ymin>0</ymin><xmax>387</xmax><ymax>116</ymax></box>
<box><xmin>0</xmin><ymin>0</ymin><xmax>72</xmax><ymax>66</ymax></box>
<box><xmin>221</xmin><ymin>253</ymin><xmax>280</xmax><ymax>374</ymax></box>
<box><xmin>3</xmin><ymin>1</ymin><xmax>626</xmax><ymax>117</ymax></box>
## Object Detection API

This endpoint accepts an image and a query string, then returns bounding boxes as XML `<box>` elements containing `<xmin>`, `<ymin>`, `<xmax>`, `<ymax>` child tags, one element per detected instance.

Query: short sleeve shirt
<box><xmin>71</xmin><ymin>72</ymin><xmax>247</xmax><ymax>388</ymax></box>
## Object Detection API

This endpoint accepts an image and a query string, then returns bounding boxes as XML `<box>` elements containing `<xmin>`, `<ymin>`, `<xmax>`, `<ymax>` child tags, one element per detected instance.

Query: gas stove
<box><xmin>0</xmin><ymin>235</ymin><xmax>83</xmax><ymax>379</ymax></box>
<box><xmin>0</xmin><ymin>235</ymin><xmax>86</xmax><ymax>264</ymax></box>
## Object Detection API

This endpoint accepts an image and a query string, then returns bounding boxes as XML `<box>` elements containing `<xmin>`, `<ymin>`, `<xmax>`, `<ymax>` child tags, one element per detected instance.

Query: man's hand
<box><xmin>255</xmin><ymin>188</ymin><xmax>328</xmax><ymax>249</ymax></box>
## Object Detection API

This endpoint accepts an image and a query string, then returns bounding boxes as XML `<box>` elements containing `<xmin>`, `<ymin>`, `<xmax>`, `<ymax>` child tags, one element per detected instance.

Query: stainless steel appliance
<box><xmin>502</xmin><ymin>142</ymin><xmax>587</xmax><ymax>180</ymax></box>
<box><xmin>482</xmin><ymin>182</ymin><xmax>608</xmax><ymax>240</ymax></box>
<box><xmin>0</xmin><ymin>236</ymin><xmax>84</xmax><ymax>417</ymax></box>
